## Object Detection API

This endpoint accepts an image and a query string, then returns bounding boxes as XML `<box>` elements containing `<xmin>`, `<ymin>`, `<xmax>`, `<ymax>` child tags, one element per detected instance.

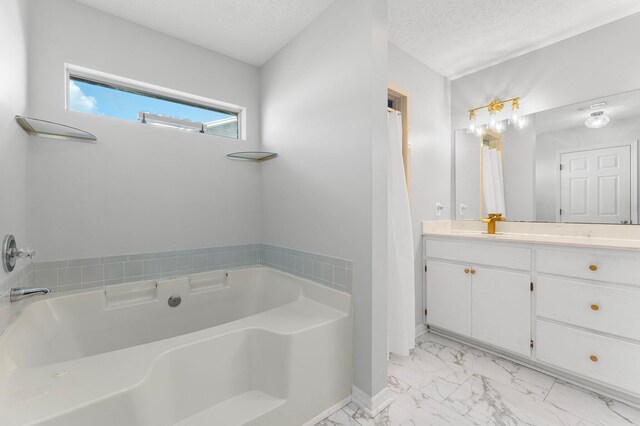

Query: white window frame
<box><xmin>64</xmin><ymin>64</ymin><xmax>247</xmax><ymax>140</ymax></box>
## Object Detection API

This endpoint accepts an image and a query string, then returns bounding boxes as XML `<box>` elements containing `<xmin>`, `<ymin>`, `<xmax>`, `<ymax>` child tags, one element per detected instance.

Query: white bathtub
<box><xmin>0</xmin><ymin>267</ymin><xmax>352</xmax><ymax>426</ymax></box>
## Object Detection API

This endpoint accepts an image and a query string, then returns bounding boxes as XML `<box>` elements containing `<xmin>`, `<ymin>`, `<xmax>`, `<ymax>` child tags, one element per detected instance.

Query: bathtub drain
<box><xmin>168</xmin><ymin>295</ymin><xmax>181</xmax><ymax>307</ymax></box>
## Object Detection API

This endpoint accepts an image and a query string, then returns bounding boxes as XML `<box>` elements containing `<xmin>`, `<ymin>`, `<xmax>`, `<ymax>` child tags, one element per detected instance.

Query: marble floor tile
<box><xmin>545</xmin><ymin>380</ymin><xmax>640</xmax><ymax>426</ymax></box>
<box><xmin>417</xmin><ymin>332</ymin><xmax>556</xmax><ymax>400</ymax></box>
<box><xmin>443</xmin><ymin>374</ymin><xmax>585</xmax><ymax>426</ymax></box>
<box><xmin>316</xmin><ymin>408</ymin><xmax>361</xmax><ymax>426</ymax></box>
<box><xmin>321</xmin><ymin>332</ymin><xmax>640</xmax><ymax>426</ymax></box>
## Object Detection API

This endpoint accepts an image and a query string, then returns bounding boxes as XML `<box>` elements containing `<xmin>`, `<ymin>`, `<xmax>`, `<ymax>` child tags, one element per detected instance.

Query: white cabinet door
<box><xmin>426</xmin><ymin>260</ymin><xmax>471</xmax><ymax>336</ymax></box>
<box><xmin>471</xmin><ymin>266</ymin><xmax>531</xmax><ymax>356</ymax></box>
<box><xmin>560</xmin><ymin>145</ymin><xmax>631</xmax><ymax>224</ymax></box>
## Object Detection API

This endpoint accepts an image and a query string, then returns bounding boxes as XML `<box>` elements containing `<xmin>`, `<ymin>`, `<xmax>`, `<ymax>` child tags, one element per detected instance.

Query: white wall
<box><xmin>260</xmin><ymin>0</ymin><xmax>389</xmax><ymax>400</ymax></box>
<box><xmin>502</xmin><ymin>124</ymin><xmax>536</xmax><ymax>221</ymax></box>
<box><xmin>27</xmin><ymin>0</ymin><xmax>262</xmax><ymax>261</ymax></box>
<box><xmin>388</xmin><ymin>44</ymin><xmax>451</xmax><ymax>327</ymax></box>
<box><xmin>452</xmin><ymin>13</ymin><xmax>640</xmax><ymax>131</ymax></box>
<box><xmin>0</xmin><ymin>0</ymin><xmax>30</xmax><ymax>281</ymax></box>
<box><xmin>536</xmin><ymin>117</ymin><xmax>640</xmax><ymax>221</ymax></box>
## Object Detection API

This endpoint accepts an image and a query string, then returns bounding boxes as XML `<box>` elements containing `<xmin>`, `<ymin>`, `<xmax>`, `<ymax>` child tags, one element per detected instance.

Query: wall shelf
<box><xmin>227</xmin><ymin>151</ymin><xmax>278</xmax><ymax>162</ymax></box>
<box><xmin>16</xmin><ymin>116</ymin><xmax>97</xmax><ymax>143</ymax></box>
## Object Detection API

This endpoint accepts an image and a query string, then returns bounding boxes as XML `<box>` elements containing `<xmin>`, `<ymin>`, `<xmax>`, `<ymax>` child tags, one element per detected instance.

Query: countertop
<box><xmin>422</xmin><ymin>220</ymin><xmax>640</xmax><ymax>251</ymax></box>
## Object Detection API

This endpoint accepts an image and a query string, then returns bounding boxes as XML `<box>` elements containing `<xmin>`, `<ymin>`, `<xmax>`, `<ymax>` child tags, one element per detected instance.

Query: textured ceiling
<box><xmin>72</xmin><ymin>0</ymin><xmax>335</xmax><ymax>66</ymax></box>
<box><xmin>388</xmin><ymin>0</ymin><xmax>640</xmax><ymax>79</ymax></box>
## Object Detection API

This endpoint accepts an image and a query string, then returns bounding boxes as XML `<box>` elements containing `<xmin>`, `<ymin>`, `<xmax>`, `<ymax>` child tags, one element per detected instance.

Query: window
<box><xmin>66</xmin><ymin>65</ymin><xmax>245</xmax><ymax>139</ymax></box>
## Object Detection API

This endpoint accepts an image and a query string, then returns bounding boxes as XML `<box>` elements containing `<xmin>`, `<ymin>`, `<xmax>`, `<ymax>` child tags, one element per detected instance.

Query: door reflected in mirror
<box><xmin>455</xmin><ymin>89</ymin><xmax>640</xmax><ymax>224</ymax></box>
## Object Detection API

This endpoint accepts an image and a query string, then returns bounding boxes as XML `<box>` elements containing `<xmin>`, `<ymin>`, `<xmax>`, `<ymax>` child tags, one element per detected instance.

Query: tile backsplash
<box><xmin>31</xmin><ymin>244</ymin><xmax>260</xmax><ymax>295</ymax></box>
<box><xmin>28</xmin><ymin>243</ymin><xmax>353</xmax><ymax>296</ymax></box>
<box><xmin>259</xmin><ymin>244</ymin><xmax>353</xmax><ymax>293</ymax></box>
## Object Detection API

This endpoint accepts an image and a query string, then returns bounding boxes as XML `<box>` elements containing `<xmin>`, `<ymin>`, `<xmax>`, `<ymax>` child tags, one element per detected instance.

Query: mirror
<box><xmin>455</xmin><ymin>89</ymin><xmax>640</xmax><ymax>224</ymax></box>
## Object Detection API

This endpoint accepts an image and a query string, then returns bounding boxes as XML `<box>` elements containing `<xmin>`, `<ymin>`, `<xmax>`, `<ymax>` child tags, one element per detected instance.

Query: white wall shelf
<box><xmin>226</xmin><ymin>151</ymin><xmax>277</xmax><ymax>162</ymax></box>
<box><xmin>16</xmin><ymin>116</ymin><xmax>97</xmax><ymax>143</ymax></box>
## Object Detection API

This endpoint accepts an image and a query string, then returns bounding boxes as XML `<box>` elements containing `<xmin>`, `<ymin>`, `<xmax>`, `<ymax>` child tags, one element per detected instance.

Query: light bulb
<box><xmin>516</xmin><ymin>116</ymin><xmax>528</xmax><ymax>129</ymax></box>
<box><xmin>489</xmin><ymin>112</ymin><xmax>497</xmax><ymax>130</ymax></box>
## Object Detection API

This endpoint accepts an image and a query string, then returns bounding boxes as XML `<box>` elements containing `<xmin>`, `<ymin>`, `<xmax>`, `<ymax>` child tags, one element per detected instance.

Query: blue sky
<box><xmin>69</xmin><ymin>79</ymin><xmax>233</xmax><ymax>124</ymax></box>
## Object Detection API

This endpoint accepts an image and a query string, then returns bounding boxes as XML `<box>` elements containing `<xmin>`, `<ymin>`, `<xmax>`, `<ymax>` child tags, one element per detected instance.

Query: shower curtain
<box><xmin>387</xmin><ymin>111</ymin><xmax>415</xmax><ymax>356</ymax></box>
<box><xmin>482</xmin><ymin>146</ymin><xmax>506</xmax><ymax>216</ymax></box>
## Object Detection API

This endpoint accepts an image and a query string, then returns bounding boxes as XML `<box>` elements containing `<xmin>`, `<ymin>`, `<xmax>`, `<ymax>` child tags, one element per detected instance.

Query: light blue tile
<box><xmin>322</xmin><ymin>264</ymin><xmax>333</xmax><ymax>282</ymax></box>
<box><xmin>69</xmin><ymin>257</ymin><xmax>100</xmax><ymax>267</ymax></box>
<box><xmin>104</xmin><ymin>263</ymin><xmax>124</xmax><ymax>280</ymax></box>
<box><xmin>104</xmin><ymin>278</ymin><xmax>124</xmax><ymax>286</ymax></box>
<box><xmin>82</xmin><ymin>264</ymin><xmax>104</xmax><ymax>283</ymax></box>
<box><xmin>100</xmin><ymin>255</ymin><xmax>129</xmax><ymax>264</ymax></box>
<box><xmin>161</xmin><ymin>257</ymin><xmax>177</xmax><ymax>273</ymax></box>
<box><xmin>143</xmin><ymin>259</ymin><xmax>161</xmax><ymax>275</ymax></box>
<box><xmin>124</xmin><ymin>275</ymin><xmax>144</xmax><ymax>283</ymax></box>
<box><xmin>59</xmin><ymin>267</ymin><xmax>82</xmax><ymax>285</ymax></box>
<box><xmin>304</xmin><ymin>259</ymin><xmax>313</xmax><ymax>275</ymax></box>
<box><xmin>34</xmin><ymin>269</ymin><xmax>58</xmax><ymax>286</ymax></box>
<box><xmin>220</xmin><ymin>251</ymin><xmax>234</xmax><ymax>265</ymax></box>
<box><xmin>34</xmin><ymin>260</ymin><xmax>67</xmax><ymax>270</ymax></box>
<box><xmin>312</xmin><ymin>261</ymin><xmax>323</xmax><ymax>279</ymax></box>
<box><xmin>334</xmin><ymin>266</ymin><xmax>347</xmax><ymax>286</ymax></box>
<box><xmin>124</xmin><ymin>261</ymin><xmax>143</xmax><ymax>277</ymax></box>
<box><xmin>176</xmin><ymin>256</ymin><xmax>193</xmax><ymax>271</ymax></box>
<box><xmin>192</xmin><ymin>254</ymin><xmax>207</xmax><ymax>268</ymax></box>
<box><xmin>207</xmin><ymin>253</ymin><xmax>221</xmax><ymax>267</ymax></box>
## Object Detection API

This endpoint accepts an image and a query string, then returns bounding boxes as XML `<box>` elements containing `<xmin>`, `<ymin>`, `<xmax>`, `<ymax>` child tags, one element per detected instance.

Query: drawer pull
<box><xmin>464</xmin><ymin>268</ymin><xmax>470</xmax><ymax>274</ymax></box>
<box><xmin>589</xmin><ymin>355</ymin><xmax>599</xmax><ymax>363</ymax></box>
<box><xmin>470</xmin><ymin>269</ymin><xmax>476</xmax><ymax>275</ymax></box>
<box><xmin>589</xmin><ymin>264</ymin><xmax>598</xmax><ymax>271</ymax></box>
<box><xmin>591</xmin><ymin>304</ymin><xmax>600</xmax><ymax>311</ymax></box>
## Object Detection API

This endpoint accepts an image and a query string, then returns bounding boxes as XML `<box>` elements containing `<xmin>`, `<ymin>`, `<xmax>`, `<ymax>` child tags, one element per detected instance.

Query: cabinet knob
<box><xmin>591</xmin><ymin>304</ymin><xmax>600</xmax><ymax>311</ymax></box>
<box><xmin>589</xmin><ymin>355</ymin><xmax>599</xmax><ymax>363</ymax></box>
<box><xmin>589</xmin><ymin>264</ymin><xmax>598</xmax><ymax>271</ymax></box>
<box><xmin>464</xmin><ymin>268</ymin><xmax>470</xmax><ymax>274</ymax></box>
<box><xmin>470</xmin><ymin>269</ymin><xmax>476</xmax><ymax>275</ymax></box>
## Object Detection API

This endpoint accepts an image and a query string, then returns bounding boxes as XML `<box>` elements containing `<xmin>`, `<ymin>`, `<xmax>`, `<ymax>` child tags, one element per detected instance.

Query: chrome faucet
<box><xmin>10</xmin><ymin>287</ymin><xmax>50</xmax><ymax>302</ymax></box>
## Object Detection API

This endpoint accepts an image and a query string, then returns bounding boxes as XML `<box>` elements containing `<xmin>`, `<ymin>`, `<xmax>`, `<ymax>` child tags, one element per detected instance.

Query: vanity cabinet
<box><xmin>425</xmin><ymin>238</ymin><xmax>532</xmax><ymax>357</ymax></box>
<box><xmin>424</xmin><ymin>234</ymin><xmax>640</xmax><ymax>402</ymax></box>
<box><xmin>534</xmin><ymin>246</ymin><xmax>640</xmax><ymax>397</ymax></box>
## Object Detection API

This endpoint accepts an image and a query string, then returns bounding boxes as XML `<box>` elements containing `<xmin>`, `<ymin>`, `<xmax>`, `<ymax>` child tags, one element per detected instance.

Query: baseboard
<box><xmin>351</xmin><ymin>385</ymin><xmax>394</xmax><ymax>418</ymax></box>
<box><xmin>302</xmin><ymin>395</ymin><xmax>352</xmax><ymax>426</ymax></box>
<box><xmin>415</xmin><ymin>323</ymin><xmax>427</xmax><ymax>338</ymax></box>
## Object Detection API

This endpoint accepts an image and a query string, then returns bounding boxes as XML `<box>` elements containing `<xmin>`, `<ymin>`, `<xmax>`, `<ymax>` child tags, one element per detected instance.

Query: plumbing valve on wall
<box><xmin>2</xmin><ymin>235</ymin><xmax>35</xmax><ymax>273</ymax></box>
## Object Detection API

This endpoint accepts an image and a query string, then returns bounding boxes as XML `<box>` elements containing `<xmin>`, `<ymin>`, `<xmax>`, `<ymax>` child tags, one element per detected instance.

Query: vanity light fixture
<box><xmin>584</xmin><ymin>111</ymin><xmax>610</xmax><ymax>129</ymax></box>
<box><xmin>467</xmin><ymin>97</ymin><xmax>526</xmax><ymax>134</ymax></box>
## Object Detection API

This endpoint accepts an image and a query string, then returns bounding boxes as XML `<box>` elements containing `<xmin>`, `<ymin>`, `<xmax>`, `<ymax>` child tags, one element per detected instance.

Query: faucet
<box><xmin>482</xmin><ymin>213</ymin><xmax>506</xmax><ymax>234</ymax></box>
<box><xmin>10</xmin><ymin>287</ymin><xmax>50</xmax><ymax>302</ymax></box>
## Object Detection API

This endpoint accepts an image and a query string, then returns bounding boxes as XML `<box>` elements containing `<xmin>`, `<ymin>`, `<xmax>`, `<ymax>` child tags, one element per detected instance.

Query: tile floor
<box><xmin>317</xmin><ymin>332</ymin><xmax>640</xmax><ymax>426</ymax></box>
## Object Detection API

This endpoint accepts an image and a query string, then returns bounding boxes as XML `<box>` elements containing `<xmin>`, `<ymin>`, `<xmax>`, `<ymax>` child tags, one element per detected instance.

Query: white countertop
<box><xmin>422</xmin><ymin>220</ymin><xmax>640</xmax><ymax>251</ymax></box>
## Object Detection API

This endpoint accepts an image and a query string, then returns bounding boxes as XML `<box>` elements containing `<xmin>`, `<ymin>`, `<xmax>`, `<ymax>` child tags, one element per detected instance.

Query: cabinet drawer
<box><xmin>537</xmin><ymin>276</ymin><xmax>640</xmax><ymax>341</ymax></box>
<box><xmin>425</xmin><ymin>238</ymin><xmax>530</xmax><ymax>270</ymax></box>
<box><xmin>536</xmin><ymin>320</ymin><xmax>640</xmax><ymax>395</ymax></box>
<box><xmin>536</xmin><ymin>248</ymin><xmax>640</xmax><ymax>286</ymax></box>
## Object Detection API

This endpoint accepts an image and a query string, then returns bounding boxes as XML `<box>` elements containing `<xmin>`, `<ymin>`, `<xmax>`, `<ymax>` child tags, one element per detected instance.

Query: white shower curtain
<box><xmin>387</xmin><ymin>111</ymin><xmax>415</xmax><ymax>356</ymax></box>
<box><xmin>482</xmin><ymin>146</ymin><xmax>506</xmax><ymax>216</ymax></box>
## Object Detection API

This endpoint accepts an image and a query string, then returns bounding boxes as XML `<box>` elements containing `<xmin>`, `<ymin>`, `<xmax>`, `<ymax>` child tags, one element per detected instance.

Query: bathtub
<box><xmin>0</xmin><ymin>267</ymin><xmax>352</xmax><ymax>426</ymax></box>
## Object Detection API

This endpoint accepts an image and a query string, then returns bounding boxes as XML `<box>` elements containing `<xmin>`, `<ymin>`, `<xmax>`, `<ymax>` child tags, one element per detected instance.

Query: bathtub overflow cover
<box><xmin>168</xmin><ymin>295</ymin><xmax>181</xmax><ymax>307</ymax></box>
